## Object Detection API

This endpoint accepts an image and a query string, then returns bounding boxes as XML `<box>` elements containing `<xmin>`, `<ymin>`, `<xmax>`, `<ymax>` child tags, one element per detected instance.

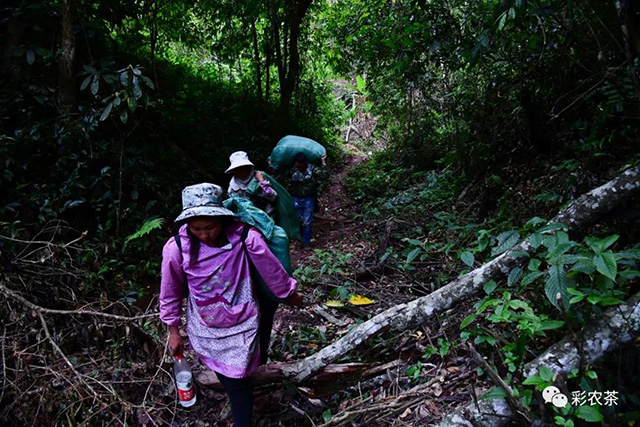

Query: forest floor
<box><xmin>241</xmin><ymin>150</ymin><xmax>484</xmax><ymax>425</ymax></box>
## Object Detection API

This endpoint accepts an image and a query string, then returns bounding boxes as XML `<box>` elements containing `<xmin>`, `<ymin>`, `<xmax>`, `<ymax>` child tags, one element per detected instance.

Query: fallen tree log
<box><xmin>281</xmin><ymin>167</ymin><xmax>640</xmax><ymax>383</ymax></box>
<box><xmin>197</xmin><ymin>362</ymin><xmax>372</xmax><ymax>389</ymax></box>
<box><xmin>436</xmin><ymin>292</ymin><xmax>640</xmax><ymax>427</ymax></box>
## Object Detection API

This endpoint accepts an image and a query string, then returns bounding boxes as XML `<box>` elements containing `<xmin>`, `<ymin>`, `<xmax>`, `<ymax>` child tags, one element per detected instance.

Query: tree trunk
<box><xmin>615</xmin><ymin>0</ymin><xmax>640</xmax><ymax>105</ymax></box>
<box><xmin>264</xmin><ymin>26</ymin><xmax>272</xmax><ymax>104</ymax></box>
<box><xmin>437</xmin><ymin>292</ymin><xmax>640</xmax><ymax>426</ymax></box>
<box><xmin>149</xmin><ymin>0</ymin><xmax>159</xmax><ymax>88</ymax></box>
<box><xmin>251</xmin><ymin>21</ymin><xmax>263</xmax><ymax>102</ymax></box>
<box><xmin>271</xmin><ymin>0</ymin><xmax>285</xmax><ymax>88</ymax></box>
<box><xmin>278</xmin><ymin>167</ymin><xmax>640</xmax><ymax>383</ymax></box>
<box><xmin>271</xmin><ymin>0</ymin><xmax>313</xmax><ymax>135</ymax></box>
<box><xmin>58</xmin><ymin>0</ymin><xmax>77</xmax><ymax>112</ymax></box>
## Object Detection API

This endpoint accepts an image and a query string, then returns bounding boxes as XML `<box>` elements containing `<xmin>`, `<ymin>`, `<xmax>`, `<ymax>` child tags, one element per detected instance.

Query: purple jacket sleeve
<box><xmin>244</xmin><ymin>229</ymin><xmax>297</xmax><ymax>300</ymax></box>
<box><xmin>159</xmin><ymin>238</ymin><xmax>184</xmax><ymax>327</ymax></box>
<box><xmin>259</xmin><ymin>180</ymin><xmax>278</xmax><ymax>202</ymax></box>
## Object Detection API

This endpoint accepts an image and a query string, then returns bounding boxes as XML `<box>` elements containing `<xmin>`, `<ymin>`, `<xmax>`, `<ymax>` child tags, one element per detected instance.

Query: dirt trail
<box><xmin>271</xmin><ymin>150</ymin><xmax>367</xmax><ymax>344</ymax></box>
<box><xmin>289</xmin><ymin>151</ymin><xmax>366</xmax><ymax>263</ymax></box>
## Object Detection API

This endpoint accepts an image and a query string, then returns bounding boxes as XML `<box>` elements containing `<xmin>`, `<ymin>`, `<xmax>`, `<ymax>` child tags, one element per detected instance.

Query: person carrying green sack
<box><xmin>226</xmin><ymin>151</ymin><xmax>278</xmax><ymax>216</ymax></box>
<box><xmin>288</xmin><ymin>152</ymin><xmax>328</xmax><ymax>246</ymax></box>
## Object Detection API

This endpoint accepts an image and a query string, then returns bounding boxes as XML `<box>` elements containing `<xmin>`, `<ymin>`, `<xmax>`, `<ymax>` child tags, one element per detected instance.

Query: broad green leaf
<box><xmin>525</xmin><ymin>217</ymin><xmax>546</xmax><ymax>228</ymax></box>
<box><xmin>460</xmin><ymin>313</ymin><xmax>476</xmax><ymax>329</ymax></box>
<box><xmin>508</xmin><ymin>299</ymin><xmax>528</xmax><ymax>310</ymax></box>
<box><xmin>90</xmin><ymin>75</ymin><xmax>100</xmax><ymax>95</ymax></box>
<box><xmin>497</xmin><ymin>12</ymin><xmax>507</xmax><ymax>30</ymax></box>
<box><xmin>546</xmin><ymin>242</ymin><xmax>574</xmax><ymax>260</ymax></box>
<box><xmin>507</xmin><ymin>267</ymin><xmax>522</xmax><ymax>286</ymax></box>
<box><xmin>576</xmin><ymin>406</ymin><xmax>603</xmax><ymax>422</ymax></box>
<box><xmin>586</xmin><ymin>235</ymin><xmax>619</xmax><ymax>254</ymax></box>
<box><xmin>587</xmin><ymin>295</ymin><xmax>601</xmax><ymax>305</ymax></box>
<box><xmin>566</xmin><ymin>287</ymin><xmax>583</xmax><ymax>297</ymax></box>
<box><xmin>593</xmin><ymin>252</ymin><xmax>617</xmax><ymax>281</ymax></box>
<box><xmin>480</xmin><ymin>386</ymin><xmax>508</xmax><ymax>400</ymax></box>
<box><xmin>545</xmin><ymin>265</ymin><xmax>570</xmax><ymax>309</ymax></box>
<box><xmin>460</xmin><ymin>251</ymin><xmax>474</xmax><ymax>267</ymax></box>
<box><xmin>529</xmin><ymin>232</ymin><xmax>543</xmax><ymax>249</ymax></box>
<box><xmin>99</xmin><ymin>102</ymin><xmax>113</xmax><ymax>121</ymax></box>
<box><xmin>599</xmin><ymin>296</ymin><xmax>623</xmax><ymax>306</ymax></box>
<box><xmin>521</xmin><ymin>271</ymin><xmax>544</xmax><ymax>286</ymax></box>
<box><xmin>80</xmin><ymin>75</ymin><xmax>92</xmax><ymax>91</ymax></box>
<box><xmin>483</xmin><ymin>280</ymin><xmax>497</xmax><ymax>295</ymax></box>
<box><xmin>600</xmin><ymin>234</ymin><xmax>619</xmax><ymax>250</ymax></box>
<box><xmin>141</xmin><ymin>75</ymin><xmax>155</xmax><ymax>89</ymax></box>
<box><xmin>406</xmin><ymin>247</ymin><xmax>421</xmax><ymax>264</ymax></box>
<box><xmin>539</xmin><ymin>222</ymin><xmax>568</xmax><ymax>233</ymax></box>
<box><xmin>616</xmin><ymin>249</ymin><xmax>640</xmax><ymax>260</ymax></box>
<box><xmin>527</xmin><ymin>258</ymin><xmax>542</xmax><ymax>271</ymax></box>
<box><xmin>569</xmin><ymin>295</ymin><xmax>584</xmax><ymax>304</ymax></box>
<box><xmin>539</xmin><ymin>366</ymin><xmax>553</xmax><ymax>382</ymax></box>
<box><xmin>522</xmin><ymin>375</ymin><xmax>546</xmax><ymax>386</ymax></box>
<box><xmin>540</xmin><ymin>320</ymin><xmax>564</xmax><ymax>330</ymax></box>
<box><xmin>132</xmin><ymin>75</ymin><xmax>142</xmax><ymax>99</ymax></box>
<box><xmin>356</xmin><ymin>75</ymin><xmax>366</xmax><ymax>91</ymax></box>
<box><xmin>619</xmin><ymin>270</ymin><xmax>640</xmax><ymax>281</ymax></box>
<box><xmin>492</xmin><ymin>230</ymin><xmax>520</xmax><ymax>256</ymax></box>
<box><xmin>477</xmin><ymin>298</ymin><xmax>497</xmax><ymax>314</ymax></box>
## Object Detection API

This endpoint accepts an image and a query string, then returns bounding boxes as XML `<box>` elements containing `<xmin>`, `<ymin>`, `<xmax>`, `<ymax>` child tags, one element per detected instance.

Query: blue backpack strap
<box><xmin>240</xmin><ymin>224</ymin><xmax>289</xmax><ymax>304</ymax></box>
<box><xmin>174</xmin><ymin>234</ymin><xmax>189</xmax><ymax>297</ymax></box>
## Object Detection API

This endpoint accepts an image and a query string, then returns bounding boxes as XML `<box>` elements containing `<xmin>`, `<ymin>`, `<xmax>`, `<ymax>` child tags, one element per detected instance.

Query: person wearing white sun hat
<box><xmin>159</xmin><ymin>182</ymin><xmax>303</xmax><ymax>426</ymax></box>
<box><xmin>226</xmin><ymin>151</ymin><xmax>278</xmax><ymax>216</ymax></box>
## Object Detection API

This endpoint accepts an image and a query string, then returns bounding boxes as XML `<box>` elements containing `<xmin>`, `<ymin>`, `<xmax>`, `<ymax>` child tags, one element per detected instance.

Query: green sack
<box><xmin>224</xmin><ymin>197</ymin><xmax>275</xmax><ymax>239</ymax></box>
<box><xmin>223</xmin><ymin>197</ymin><xmax>292</xmax><ymax>275</ymax></box>
<box><xmin>270</xmin><ymin>135</ymin><xmax>326</xmax><ymax>170</ymax></box>
<box><xmin>261</xmin><ymin>171</ymin><xmax>302</xmax><ymax>242</ymax></box>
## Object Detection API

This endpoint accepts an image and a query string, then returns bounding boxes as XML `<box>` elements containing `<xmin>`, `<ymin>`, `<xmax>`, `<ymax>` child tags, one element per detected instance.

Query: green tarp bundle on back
<box><xmin>261</xmin><ymin>171</ymin><xmax>301</xmax><ymax>242</ymax></box>
<box><xmin>242</xmin><ymin>171</ymin><xmax>301</xmax><ymax>242</ymax></box>
<box><xmin>269</xmin><ymin>135</ymin><xmax>326</xmax><ymax>170</ymax></box>
<box><xmin>223</xmin><ymin>197</ymin><xmax>292</xmax><ymax>274</ymax></box>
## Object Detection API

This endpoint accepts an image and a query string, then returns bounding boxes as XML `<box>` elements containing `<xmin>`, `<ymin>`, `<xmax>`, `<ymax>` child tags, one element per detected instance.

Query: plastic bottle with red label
<box><xmin>174</xmin><ymin>351</ymin><xmax>196</xmax><ymax>407</ymax></box>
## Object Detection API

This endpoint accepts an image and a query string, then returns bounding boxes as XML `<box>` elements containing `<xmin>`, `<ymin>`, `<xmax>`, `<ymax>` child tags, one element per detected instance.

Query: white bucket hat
<box><xmin>174</xmin><ymin>183</ymin><xmax>234</xmax><ymax>222</ymax></box>
<box><xmin>225</xmin><ymin>151</ymin><xmax>254</xmax><ymax>174</ymax></box>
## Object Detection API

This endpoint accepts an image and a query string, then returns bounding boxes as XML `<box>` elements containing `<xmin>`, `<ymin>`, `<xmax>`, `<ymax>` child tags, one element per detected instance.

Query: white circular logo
<box><xmin>542</xmin><ymin>385</ymin><xmax>569</xmax><ymax>408</ymax></box>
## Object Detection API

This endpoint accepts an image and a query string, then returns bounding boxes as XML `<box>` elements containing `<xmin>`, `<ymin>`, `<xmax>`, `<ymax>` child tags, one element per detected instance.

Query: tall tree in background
<box><xmin>58</xmin><ymin>0</ymin><xmax>78</xmax><ymax>112</ymax></box>
<box><xmin>271</xmin><ymin>0</ymin><xmax>313</xmax><ymax>131</ymax></box>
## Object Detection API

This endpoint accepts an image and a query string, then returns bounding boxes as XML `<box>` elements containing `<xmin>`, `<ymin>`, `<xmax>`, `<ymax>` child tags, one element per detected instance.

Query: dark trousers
<box><xmin>256</xmin><ymin>285</ymin><xmax>279</xmax><ymax>365</ymax></box>
<box><xmin>213</xmin><ymin>290</ymin><xmax>277</xmax><ymax>426</ymax></box>
<box><xmin>215</xmin><ymin>372</ymin><xmax>253</xmax><ymax>426</ymax></box>
<box><xmin>293</xmin><ymin>196</ymin><xmax>315</xmax><ymax>245</ymax></box>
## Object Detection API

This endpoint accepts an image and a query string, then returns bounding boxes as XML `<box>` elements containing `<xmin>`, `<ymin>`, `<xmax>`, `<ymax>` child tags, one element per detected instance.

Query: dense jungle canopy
<box><xmin>1</xmin><ymin>0</ymin><xmax>640</xmax><ymax>425</ymax></box>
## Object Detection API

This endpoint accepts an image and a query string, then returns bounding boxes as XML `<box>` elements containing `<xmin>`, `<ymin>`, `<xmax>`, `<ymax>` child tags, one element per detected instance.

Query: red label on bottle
<box><xmin>178</xmin><ymin>386</ymin><xmax>195</xmax><ymax>402</ymax></box>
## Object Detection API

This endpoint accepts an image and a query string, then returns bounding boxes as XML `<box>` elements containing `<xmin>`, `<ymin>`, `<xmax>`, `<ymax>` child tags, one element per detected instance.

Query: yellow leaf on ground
<box><xmin>325</xmin><ymin>300</ymin><xmax>345</xmax><ymax>308</ymax></box>
<box><xmin>349</xmin><ymin>294</ymin><xmax>375</xmax><ymax>306</ymax></box>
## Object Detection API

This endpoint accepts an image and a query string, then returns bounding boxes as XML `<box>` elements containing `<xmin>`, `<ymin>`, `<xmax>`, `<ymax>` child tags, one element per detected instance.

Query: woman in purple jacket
<box><xmin>159</xmin><ymin>183</ymin><xmax>302</xmax><ymax>426</ymax></box>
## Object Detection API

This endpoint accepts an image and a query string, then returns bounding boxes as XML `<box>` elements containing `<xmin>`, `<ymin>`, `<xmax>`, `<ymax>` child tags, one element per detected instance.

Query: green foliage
<box><xmin>124</xmin><ymin>217</ymin><xmax>164</xmax><ymax>247</ymax></box>
<box><xmin>321</xmin><ymin>0</ymin><xmax>639</xmax><ymax>176</ymax></box>
<box><xmin>458</xmin><ymin>221</ymin><xmax>639</xmax><ymax>422</ymax></box>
